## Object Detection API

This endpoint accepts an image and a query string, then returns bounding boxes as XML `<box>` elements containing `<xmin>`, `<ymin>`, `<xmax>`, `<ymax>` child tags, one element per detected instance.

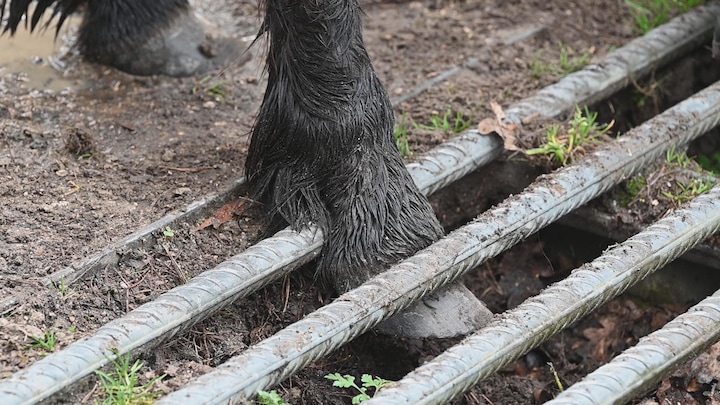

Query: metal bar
<box><xmin>503</xmin><ymin>1</ymin><xmax>719</xmax><ymax>123</ymax></box>
<box><xmin>155</xmin><ymin>72</ymin><xmax>720</xmax><ymax>405</ymax></box>
<box><xmin>546</xmin><ymin>289</ymin><xmax>720</xmax><ymax>405</ymax></box>
<box><xmin>0</xmin><ymin>228</ymin><xmax>323</xmax><ymax>405</ymax></box>
<box><xmin>368</xmin><ymin>184</ymin><xmax>720</xmax><ymax>404</ymax></box>
<box><xmin>2</xmin><ymin>4</ymin><xmax>718</xmax><ymax>402</ymax></box>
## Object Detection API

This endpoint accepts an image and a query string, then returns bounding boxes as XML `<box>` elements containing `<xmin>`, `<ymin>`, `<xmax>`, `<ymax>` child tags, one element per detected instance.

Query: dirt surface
<box><xmin>2</xmin><ymin>0</ymin><xmax>719</xmax><ymax>404</ymax></box>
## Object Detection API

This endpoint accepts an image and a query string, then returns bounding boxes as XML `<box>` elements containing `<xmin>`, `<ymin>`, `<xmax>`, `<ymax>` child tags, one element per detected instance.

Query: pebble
<box><xmin>161</xmin><ymin>150</ymin><xmax>176</xmax><ymax>162</ymax></box>
<box><xmin>173</xmin><ymin>187</ymin><xmax>192</xmax><ymax>196</ymax></box>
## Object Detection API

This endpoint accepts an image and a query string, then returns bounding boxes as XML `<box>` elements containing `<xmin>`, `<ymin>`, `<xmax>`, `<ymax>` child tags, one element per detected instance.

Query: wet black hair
<box><xmin>1</xmin><ymin>0</ymin><xmax>188</xmax><ymax>62</ymax></box>
<box><xmin>247</xmin><ymin>0</ymin><xmax>444</xmax><ymax>291</ymax></box>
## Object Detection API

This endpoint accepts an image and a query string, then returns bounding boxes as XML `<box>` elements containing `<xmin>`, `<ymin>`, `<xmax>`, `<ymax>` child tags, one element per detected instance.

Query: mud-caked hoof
<box><xmin>376</xmin><ymin>281</ymin><xmax>493</xmax><ymax>338</ymax></box>
<box><xmin>103</xmin><ymin>12</ymin><xmax>250</xmax><ymax>77</ymax></box>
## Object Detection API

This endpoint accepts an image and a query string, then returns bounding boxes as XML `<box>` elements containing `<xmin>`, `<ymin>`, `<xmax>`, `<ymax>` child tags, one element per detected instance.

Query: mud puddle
<box><xmin>0</xmin><ymin>16</ymin><xmax>84</xmax><ymax>91</ymax></box>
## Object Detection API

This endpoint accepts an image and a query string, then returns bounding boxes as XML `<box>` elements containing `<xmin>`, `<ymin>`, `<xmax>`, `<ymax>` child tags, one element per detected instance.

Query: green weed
<box><xmin>325</xmin><ymin>373</ymin><xmax>392</xmax><ymax>404</ymax></box>
<box><xmin>532</xmin><ymin>43</ymin><xmax>591</xmax><ymax>79</ymax></box>
<box><xmin>95</xmin><ymin>351</ymin><xmax>165</xmax><ymax>405</ymax></box>
<box><xmin>666</xmin><ymin>146</ymin><xmax>694</xmax><ymax>168</ymax></box>
<box><xmin>626</xmin><ymin>0</ymin><xmax>705</xmax><ymax>34</ymax></box>
<box><xmin>558</xmin><ymin>43</ymin><xmax>591</xmax><ymax>75</ymax></box>
<box><xmin>415</xmin><ymin>108</ymin><xmax>472</xmax><ymax>134</ymax></box>
<box><xmin>548</xmin><ymin>362</ymin><xmax>564</xmax><ymax>392</ymax></box>
<box><xmin>622</xmin><ymin>175</ymin><xmax>648</xmax><ymax>206</ymax></box>
<box><xmin>162</xmin><ymin>226</ymin><xmax>175</xmax><ymax>238</ymax></box>
<box><xmin>697</xmin><ymin>152</ymin><xmax>720</xmax><ymax>174</ymax></box>
<box><xmin>661</xmin><ymin>178</ymin><xmax>714</xmax><ymax>205</ymax></box>
<box><xmin>57</xmin><ymin>277</ymin><xmax>70</xmax><ymax>296</ymax></box>
<box><xmin>206</xmin><ymin>81</ymin><xmax>228</xmax><ymax>97</ymax></box>
<box><xmin>626</xmin><ymin>175</ymin><xmax>647</xmax><ymax>197</ymax></box>
<box><xmin>28</xmin><ymin>330</ymin><xmax>58</xmax><ymax>352</ymax></box>
<box><xmin>394</xmin><ymin>113</ymin><xmax>412</xmax><ymax>158</ymax></box>
<box><xmin>526</xmin><ymin>106</ymin><xmax>614</xmax><ymax>165</ymax></box>
<box><xmin>193</xmin><ymin>75</ymin><xmax>229</xmax><ymax>101</ymax></box>
<box><xmin>257</xmin><ymin>390</ymin><xmax>288</xmax><ymax>405</ymax></box>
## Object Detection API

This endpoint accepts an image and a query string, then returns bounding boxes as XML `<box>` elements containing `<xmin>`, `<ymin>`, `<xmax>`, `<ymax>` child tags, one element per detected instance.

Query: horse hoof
<box><xmin>376</xmin><ymin>281</ymin><xmax>493</xmax><ymax>339</ymax></box>
<box><xmin>100</xmin><ymin>11</ymin><xmax>250</xmax><ymax>77</ymax></box>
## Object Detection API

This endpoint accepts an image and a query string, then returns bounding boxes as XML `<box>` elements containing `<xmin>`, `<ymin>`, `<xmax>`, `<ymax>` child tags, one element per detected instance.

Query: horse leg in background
<box><xmin>1</xmin><ymin>0</ymin><xmax>249</xmax><ymax>77</ymax></box>
<box><xmin>714</xmin><ymin>15</ymin><xmax>720</xmax><ymax>59</ymax></box>
<box><xmin>247</xmin><ymin>0</ymin><xmax>492</xmax><ymax>338</ymax></box>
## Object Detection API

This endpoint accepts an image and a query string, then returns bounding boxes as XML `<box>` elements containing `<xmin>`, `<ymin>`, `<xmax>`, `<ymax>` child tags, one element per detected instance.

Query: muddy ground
<box><xmin>2</xmin><ymin>0</ymin><xmax>720</xmax><ymax>404</ymax></box>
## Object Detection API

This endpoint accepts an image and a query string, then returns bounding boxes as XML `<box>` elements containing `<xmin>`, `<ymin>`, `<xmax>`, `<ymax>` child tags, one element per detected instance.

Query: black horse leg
<box><xmin>247</xmin><ymin>0</ymin><xmax>491</xmax><ymax>338</ymax></box>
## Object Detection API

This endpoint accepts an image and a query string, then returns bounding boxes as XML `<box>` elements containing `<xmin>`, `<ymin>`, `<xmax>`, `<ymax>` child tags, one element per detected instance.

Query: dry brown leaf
<box><xmin>477</xmin><ymin>101</ymin><xmax>521</xmax><ymax>151</ymax></box>
<box><xmin>582</xmin><ymin>316</ymin><xmax>621</xmax><ymax>362</ymax></box>
<box><xmin>689</xmin><ymin>342</ymin><xmax>720</xmax><ymax>385</ymax></box>
<box><xmin>197</xmin><ymin>199</ymin><xmax>248</xmax><ymax>230</ymax></box>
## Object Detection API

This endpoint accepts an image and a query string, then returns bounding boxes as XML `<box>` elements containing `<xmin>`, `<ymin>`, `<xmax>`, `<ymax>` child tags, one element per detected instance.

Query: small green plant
<box><xmin>526</xmin><ymin>106</ymin><xmax>614</xmax><ymax>165</ymax></box>
<box><xmin>531</xmin><ymin>59</ymin><xmax>549</xmax><ymax>79</ymax></box>
<box><xmin>415</xmin><ymin>108</ymin><xmax>472</xmax><ymax>134</ymax></box>
<box><xmin>635</xmin><ymin>89</ymin><xmax>648</xmax><ymax>108</ymax></box>
<box><xmin>626</xmin><ymin>175</ymin><xmax>647</xmax><ymax>197</ymax></box>
<box><xmin>206</xmin><ymin>80</ymin><xmax>228</xmax><ymax>97</ymax></box>
<box><xmin>696</xmin><ymin>152</ymin><xmax>720</xmax><ymax>174</ymax></box>
<box><xmin>193</xmin><ymin>75</ymin><xmax>229</xmax><ymax>101</ymax></box>
<box><xmin>622</xmin><ymin>174</ymin><xmax>648</xmax><ymax>206</ymax></box>
<box><xmin>626</xmin><ymin>0</ymin><xmax>672</xmax><ymax>33</ymax></box>
<box><xmin>532</xmin><ymin>43</ymin><xmax>591</xmax><ymax>79</ymax></box>
<box><xmin>325</xmin><ymin>373</ymin><xmax>392</xmax><ymax>404</ymax></box>
<box><xmin>547</xmin><ymin>362</ymin><xmax>564</xmax><ymax>392</ymax></box>
<box><xmin>394</xmin><ymin>113</ymin><xmax>412</xmax><ymax>158</ymax></box>
<box><xmin>57</xmin><ymin>277</ymin><xmax>69</xmax><ymax>296</ymax></box>
<box><xmin>558</xmin><ymin>43</ymin><xmax>591</xmax><ymax>76</ymax></box>
<box><xmin>95</xmin><ymin>351</ymin><xmax>166</xmax><ymax>405</ymax></box>
<box><xmin>661</xmin><ymin>178</ymin><xmax>714</xmax><ymax>205</ymax></box>
<box><xmin>665</xmin><ymin>146</ymin><xmax>694</xmax><ymax>168</ymax></box>
<box><xmin>626</xmin><ymin>0</ymin><xmax>705</xmax><ymax>34</ymax></box>
<box><xmin>29</xmin><ymin>330</ymin><xmax>58</xmax><ymax>352</ymax></box>
<box><xmin>257</xmin><ymin>390</ymin><xmax>288</xmax><ymax>405</ymax></box>
<box><xmin>162</xmin><ymin>226</ymin><xmax>175</xmax><ymax>238</ymax></box>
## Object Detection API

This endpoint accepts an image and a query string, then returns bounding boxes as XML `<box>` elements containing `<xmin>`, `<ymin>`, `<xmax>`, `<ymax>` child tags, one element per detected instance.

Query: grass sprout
<box><xmin>526</xmin><ymin>106</ymin><xmax>614</xmax><ymax>165</ymax></box>
<box><xmin>95</xmin><ymin>351</ymin><xmax>165</xmax><ymax>405</ymax></box>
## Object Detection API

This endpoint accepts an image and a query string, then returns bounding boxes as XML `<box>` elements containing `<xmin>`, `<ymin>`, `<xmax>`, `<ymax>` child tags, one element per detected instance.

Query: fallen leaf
<box><xmin>477</xmin><ymin>101</ymin><xmax>521</xmax><ymax>151</ymax></box>
<box><xmin>689</xmin><ymin>342</ymin><xmax>720</xmax><ymax>384</ymax></box>
<box><xmin>655</xmin><ymin>378</ymin><xmax>672</xmax><ymax>400</ymax></box>
<box><xmin>582</xmin><ymin>315</ymin><xmax>621</xmax><ymax>362</ymax></box>
<box><xmin>197</xmin><ymin>199</ymin><xmax>248</xmax><ymax>230</ymax></box>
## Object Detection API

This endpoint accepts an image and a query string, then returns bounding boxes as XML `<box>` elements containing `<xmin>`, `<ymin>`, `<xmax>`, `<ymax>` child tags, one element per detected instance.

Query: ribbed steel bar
<box><xmin>2</xmin><ymin>6</ymin><xmax>717</xmax><ymax>402</ymax></box>
<box><xmin>368</xmin><ymin>184</ymin><xmax>720</xmax><ymax>404</ymax></box>
<box><xmin>0</xmin><ymin>109</ymin><xmax>501</xmax><ymax>405</ymax></box>
<box><xmin>408</xmin><ymin>129</ymin><xmax>501</xmax><ymax>196</ymax></box>
<box><xmin>0</xmin><ymin>228</ymin><xmax>322</xmax><ymax>405</ymax></box>
<box><xmin>546</xmin><ymin>289</ymin><xmax>720</xmax><ymax>405</ymax></box>
<box><xmin>0</xmin><ymin>116</ymin><xmax>501</xmax><ymax>405</ymax></box>
<box><xmin>155</xmin><ymin>79</ymin><xmax>720</xmax><ymax>405</ymax></box>
<box><xmin>410</xmin><ymin>1</ymin><xmax>720</xmax><ymax>195</ymax></box>
<box><xmin>503</xmin><ymin>1</ymin><xmax>719</xmax><ymax>123</ymax></box>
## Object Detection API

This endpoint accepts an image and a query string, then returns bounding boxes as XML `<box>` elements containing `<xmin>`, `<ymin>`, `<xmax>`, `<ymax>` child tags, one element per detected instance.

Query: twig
<box><xmin>158</xmin><ymin>165</ymin><xmax>215</xmax><ymax>173</ymax></box>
